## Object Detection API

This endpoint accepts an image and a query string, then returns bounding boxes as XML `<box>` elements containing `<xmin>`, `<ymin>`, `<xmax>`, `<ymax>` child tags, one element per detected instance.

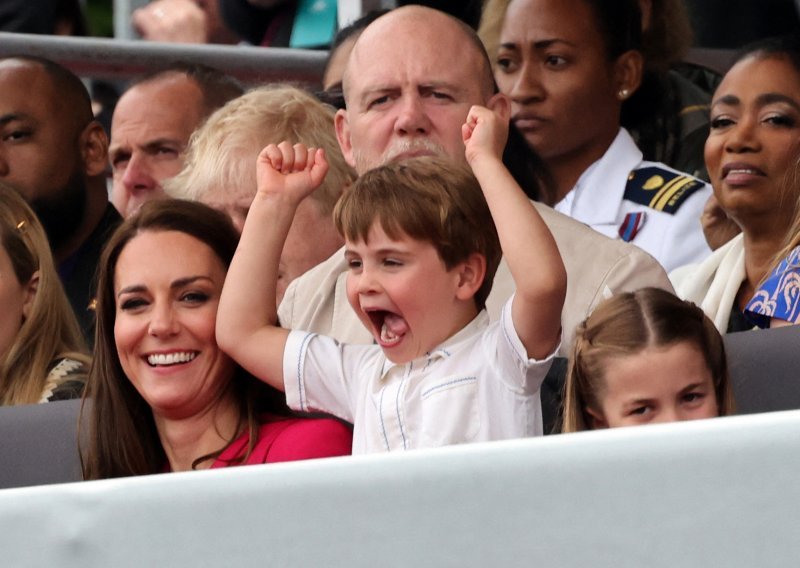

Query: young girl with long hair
<box><xmin>0</xmin><ymin>183</ymin><xmax>89</xmax><ymax>404</ymax></box>
<box><xmin>563</xmin><ymin>288</ymin><xmax>735</xmax><ymax>432</ymax></box>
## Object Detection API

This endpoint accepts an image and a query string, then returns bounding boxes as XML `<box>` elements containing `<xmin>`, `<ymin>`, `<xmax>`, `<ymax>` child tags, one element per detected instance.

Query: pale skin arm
<box><xmin>217</xmin><ymin>142</ymin><xmax>328</xmax><ymax>391</ymax></box>
<box><xmin>462</xmin><ymin>104</ymin><xmax>567</xmax><ymax>360</ymax></box>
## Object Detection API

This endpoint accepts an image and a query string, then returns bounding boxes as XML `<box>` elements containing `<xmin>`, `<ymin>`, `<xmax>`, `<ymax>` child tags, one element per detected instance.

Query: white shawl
<box><xmin>669</xmin><ymin>233</ymin><xmax>746</xmax><ymax>332</ymax></box>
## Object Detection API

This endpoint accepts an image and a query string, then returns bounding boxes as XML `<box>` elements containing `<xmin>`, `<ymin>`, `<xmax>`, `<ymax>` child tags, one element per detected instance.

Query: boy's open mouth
<box><xmin>366</xmin><ymin>309</ymin><xmax>409</xmax><ymax>347</ymax></box>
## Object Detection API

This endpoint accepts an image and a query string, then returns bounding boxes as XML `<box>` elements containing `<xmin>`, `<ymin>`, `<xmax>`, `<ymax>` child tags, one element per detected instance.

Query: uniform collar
<box><xmin>379</xmin><ymin>309</ymin><xmax>490</xmax><ymax>378</ymax></box>
<box><xmin>565</xmin><ymin>128</ymin><xmax>643</xmax><ymax>225</ymax></box>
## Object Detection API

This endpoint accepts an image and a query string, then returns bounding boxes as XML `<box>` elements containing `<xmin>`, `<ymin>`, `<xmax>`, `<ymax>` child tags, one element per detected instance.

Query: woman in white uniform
<box><xmin>488</xmin><ymin>0</ymin><xmax>711</xmax><ymax>272</ymax></box>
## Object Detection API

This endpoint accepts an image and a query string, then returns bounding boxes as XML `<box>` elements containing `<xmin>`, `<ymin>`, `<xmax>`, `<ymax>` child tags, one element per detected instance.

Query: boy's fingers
<box><xmin>306</xmin><ymin>147</ymin><xmax>319</xmax><ymax>171</ymax></box>
<box><xmin>309</xmin><ymin>149</ymin><xmax>329</xmax><ymax>186</ymax></box>
<box><xmin>293</xmin><ymin>143</ymin><xmax>308</xmax><ymax>172</ymax></box>
<box><xmin>309</xmin><ymin>148</ymin><xmax>328</xmax><ymax>187</ymax></box>
<box><xmin>260</xmin><ymin>144</ymin><xmax>283</xmax><ymax>170</ymax></box>
<box><xmin>277</xmin><ymin>140</ymin><xmax>295</xmax><ymax>173</ymax></box>
<box><xmin>257</xmin><ymin>143</ymin><xmax>273</xmax><ymax>160</ymax></box>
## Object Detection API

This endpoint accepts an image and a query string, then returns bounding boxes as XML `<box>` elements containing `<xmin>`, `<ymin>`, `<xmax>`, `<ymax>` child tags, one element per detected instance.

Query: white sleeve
<box><xmin>484</xmin><ymin>297</ymin><xmax>560</xmax><ymax>395</ymax></box>
<box><xmin>662</xmin><ymin>183</ymin><xmax>713</xmax><ymax>272</ymax></box>
<box><xmin>276</xmin><ymin>277</ymin><xmax>297</xmax><ymax>329</ymax></box>
<box><xmin>283</xmin><ymin>330</ymin><xmax>372</xmax><ymax>423</ymax></box>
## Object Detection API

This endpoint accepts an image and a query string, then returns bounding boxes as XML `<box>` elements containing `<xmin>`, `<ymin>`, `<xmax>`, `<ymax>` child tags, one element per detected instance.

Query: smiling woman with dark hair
<box><xmin>81</xmin><ymin>200</ymin><xmax>351</xmax><ymax>479</ymax></box>
<box><xmin>672</xmin><ymin>35</ymin><xmax>800</xmax><ymax>332</ymax></box>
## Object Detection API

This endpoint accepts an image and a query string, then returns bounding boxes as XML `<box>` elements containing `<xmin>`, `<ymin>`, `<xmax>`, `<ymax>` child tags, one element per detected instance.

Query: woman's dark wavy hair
<box><xmin>80</xmin><ymin>199</ymin><xmax>288</xmax><ymax>479</ymax></box>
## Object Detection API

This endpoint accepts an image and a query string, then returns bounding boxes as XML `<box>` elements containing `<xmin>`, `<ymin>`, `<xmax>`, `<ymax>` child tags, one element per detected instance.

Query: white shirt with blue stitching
<box><xmin>283</xmin><ymin>298</ymin><xmax>558</xmax><ymax>454</ymax></box>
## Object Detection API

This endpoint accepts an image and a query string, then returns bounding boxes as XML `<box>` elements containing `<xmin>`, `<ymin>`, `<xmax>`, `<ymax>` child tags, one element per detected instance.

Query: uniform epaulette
<box><xmin>624</xmin><ymin>166</ymin><xmax>705</xmax><ymax>215</ymax></box>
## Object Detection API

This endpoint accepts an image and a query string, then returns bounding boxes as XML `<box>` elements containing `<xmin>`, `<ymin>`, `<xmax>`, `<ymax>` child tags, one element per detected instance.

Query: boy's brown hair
<box><xmin>334</xmin><ymin>156</ymin><xmax>501</xmax><ymax>309</ymax></box>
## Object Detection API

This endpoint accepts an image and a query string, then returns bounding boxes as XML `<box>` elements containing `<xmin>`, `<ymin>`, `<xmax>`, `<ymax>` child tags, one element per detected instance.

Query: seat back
<box><xmin>725</xmin><ymin>326</ymin><xmax>800</xmax><ymax>414</ymax></box>
<box><xmin>0</xmin><ymin>399</ymin><xmax>84</xmax><ymax>489</ymax></box>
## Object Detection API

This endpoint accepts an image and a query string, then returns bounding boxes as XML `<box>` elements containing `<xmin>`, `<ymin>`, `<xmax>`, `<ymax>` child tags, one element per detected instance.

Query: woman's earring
<box><xmin>618</xmin><ymin>88</ymin><xmax>630</xmax><ymax>100</ymax></box>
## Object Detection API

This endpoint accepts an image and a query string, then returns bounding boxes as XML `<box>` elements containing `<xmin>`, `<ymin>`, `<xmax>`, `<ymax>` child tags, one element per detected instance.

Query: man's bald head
<box><xmin>128</xmin><ymin>63</ymin><xmax>243</xmax><ymax>119</ymax></box>
<box><xmin>0</xmin><ymin>56</ymin><xmax>94</xmax><ymax>136</ymax></box>
<box><xmin>109</xmin><ymin>63</ymin><xmax>242</xmax><ymax>218</ymax></box>
<box><xmin>334</xmin><ymin>5</ymin><xmax>508</xmax><ymax>174</ymax></box>
<box><xmin>0</xmin><ymin>56</ymin><xmax>108</xmax><ymax>251</ymax></box>
<box><xmin>342</xmin><ymin>6</ymin><xmax>496</xmax><ymax>105</ymax></box>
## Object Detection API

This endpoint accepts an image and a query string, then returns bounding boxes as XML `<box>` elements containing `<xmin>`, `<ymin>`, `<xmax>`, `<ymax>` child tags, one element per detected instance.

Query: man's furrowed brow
<box><xmin>359</xmin><ymin>85</ymin><xmax>396</xmax><ymax>99</ymax></box>
<box><xmin>143</xmin><ymin>138</ymin><xmax>183</xmax><ymax>151</ymax></box>
<box><xmin>420</xmin><ymin>82</ymin><xmax>463</xmax><ymax>94</ymax></box>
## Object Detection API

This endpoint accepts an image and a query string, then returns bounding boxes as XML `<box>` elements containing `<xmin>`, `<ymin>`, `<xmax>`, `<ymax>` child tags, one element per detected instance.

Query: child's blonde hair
<box><xmin>334</xmin><ymin>156</ymin><xmax>501</xmax><ymax>309</ymax></box>
<box><xmin>561</xmin><ymin>288</ymin><xmax>735</xmax><ymax>432</ymax></box>
<box><xmin>0</xmin><ymin>184</ymin><xmax>89</xmax><ymax>404</ymax></box>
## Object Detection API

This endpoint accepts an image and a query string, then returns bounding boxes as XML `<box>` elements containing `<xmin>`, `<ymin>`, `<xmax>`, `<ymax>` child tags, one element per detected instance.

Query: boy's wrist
<box><xmin>468</xmin><ymin>153</ymin><xmax>506</xmax><ymax>175</ymax></box>
<box><xmin>252</xmin><ymin>190</ymin><xmax>304</xmax><ymax>210</ymax></box>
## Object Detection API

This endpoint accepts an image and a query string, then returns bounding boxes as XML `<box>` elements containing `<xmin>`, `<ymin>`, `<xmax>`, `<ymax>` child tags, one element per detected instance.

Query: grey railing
<box><xmin>0</xmin><ymin>32</ymin><xmax>327</xmax><ymax>86</ymax></box>
<box><xmin>0</xmin><ymin>32</ymin><xmax>735</xmax><ymax>88</ymax></box>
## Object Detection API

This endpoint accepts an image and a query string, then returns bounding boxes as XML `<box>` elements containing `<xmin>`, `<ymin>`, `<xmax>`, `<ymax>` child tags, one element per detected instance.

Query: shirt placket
<box><xmin>378</xmin><ymin>362</ymin><xmax>412</xmax><ymax>451</ymax></box>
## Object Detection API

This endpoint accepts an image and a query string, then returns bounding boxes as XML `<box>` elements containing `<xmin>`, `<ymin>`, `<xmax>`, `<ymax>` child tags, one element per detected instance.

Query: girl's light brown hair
<box><xmin>0</xmin><ymin>183</ymin><xmax>89</xmax><ymax>405</ymax></box>
<box><xmin>562</xmin><ymin>287</ymin><xmax>735</xmax><ymax>433</ymax></box>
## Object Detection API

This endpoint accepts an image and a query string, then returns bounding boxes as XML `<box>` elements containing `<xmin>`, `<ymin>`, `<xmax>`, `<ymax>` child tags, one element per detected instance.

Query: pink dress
<box><xmin>210</xmin><ymin>416</ymin><xmax>352</xmax><ymax>467</ymax></box>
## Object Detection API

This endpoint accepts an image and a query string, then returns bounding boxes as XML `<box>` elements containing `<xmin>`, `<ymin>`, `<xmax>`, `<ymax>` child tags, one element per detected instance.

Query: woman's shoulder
<box><xmin>212</xmin><ymin>416</ymin><xmax>352</xmax><ymax>469</ymax></box>
<box><xmin>259</xmin><ymin>416</ymin><xmax>353</xmax><ymax>462</ymax></box>
<box><xmin>670</xmin><ymin>233</ymin><xmax>745</xmax><ymax>295</ymax></box>
<box><xmin>745</xmin><ymin>246</ymin><xmax>800</xmax><ymax>328</ymax></box>
<box><xmin>39</xmin><ymin>356</ymin><xmax>89</xmax><ymax>403</ymax></box>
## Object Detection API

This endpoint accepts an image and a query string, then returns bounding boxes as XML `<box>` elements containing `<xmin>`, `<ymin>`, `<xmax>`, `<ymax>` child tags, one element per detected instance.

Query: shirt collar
<box><xmin>379</xmin><ymin>309</ymin><xmax>490</xmax><ymax>378</ymax></box>
<box><xmin>568</xmin><ymin>128</ymin><xmax>642</xmax><ymax>224</ymax></box>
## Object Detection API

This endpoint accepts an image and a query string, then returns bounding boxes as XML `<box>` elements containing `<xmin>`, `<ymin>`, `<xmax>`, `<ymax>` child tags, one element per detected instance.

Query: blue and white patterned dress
<box><xmin>745</xmin><ymin>246</ymin><xmax>800</xmax><ymax>328</ymax></box>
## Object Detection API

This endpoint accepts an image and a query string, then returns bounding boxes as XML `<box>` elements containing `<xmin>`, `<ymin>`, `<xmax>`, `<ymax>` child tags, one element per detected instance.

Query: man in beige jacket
<box><xmin>278</xmin><ymin>6</ymin><xmax>672</xmax><ymax>355</ymax></box>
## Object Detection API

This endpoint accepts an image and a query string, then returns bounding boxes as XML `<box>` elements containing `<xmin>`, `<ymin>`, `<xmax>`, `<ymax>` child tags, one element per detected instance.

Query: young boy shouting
<box><xmin>217</xmin><ymin>105</ymin><xmax>566</xmax><ymax>453</ymax></box>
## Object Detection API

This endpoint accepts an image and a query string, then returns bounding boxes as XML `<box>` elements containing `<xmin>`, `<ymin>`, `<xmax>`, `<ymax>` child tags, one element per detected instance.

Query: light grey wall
<box><xmin>1</xmin><ymin>410</ymin><xmax>799</xmax><ymax>567</ymax></box>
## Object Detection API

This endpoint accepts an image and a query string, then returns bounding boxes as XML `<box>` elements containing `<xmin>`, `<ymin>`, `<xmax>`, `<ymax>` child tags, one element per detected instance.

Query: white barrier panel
<box><xmin>1</xmin><ymin>410</ymin><xmax>799</xmax><ymax>567</ymax></box>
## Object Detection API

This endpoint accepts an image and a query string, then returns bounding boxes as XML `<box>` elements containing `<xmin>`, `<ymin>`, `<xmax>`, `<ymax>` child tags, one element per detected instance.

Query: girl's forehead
<box><xmin>599</xmin><ymin>341</ymin><xmax>714</xmax><ymax>395</ymax></box>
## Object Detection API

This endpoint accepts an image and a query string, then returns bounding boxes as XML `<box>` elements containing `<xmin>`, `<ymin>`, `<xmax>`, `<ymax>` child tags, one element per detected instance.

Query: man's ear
<box><xmin>585</xmin><ymin>407</ymin><xmax>608</xmax><ymax>430</ymax></box>
<box><xmin>486</xmin><ymin>91</ymin><xmax>511</xmax><ymax>122</ymax></box>
<box><xmin>614</xmin><ymin>50</ymin><xmax>644</xmax><ymax>101</ymax></box>
<box><xmin>80</xmin><ymin>120</ymin><xmax>109</xmax><ymax>178</ymax></box>
<box><xmin>454</xmin><ymin>252</ymin><xmax>487</xmax><ymax>302</ymax></box>
<box><xmin>334</xmin><ymin>109</ymin><xmax>357</xmax><ymax>169</ymax></box>
<box><xmin>21</xmin><ymin>270</ymin><xmax>39</xmax><ymax>321</ymax></box>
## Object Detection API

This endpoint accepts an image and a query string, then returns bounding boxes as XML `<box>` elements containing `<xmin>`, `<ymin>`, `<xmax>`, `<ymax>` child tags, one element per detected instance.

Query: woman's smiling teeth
<box><xmin>146</xmin><ymin>352</ymin><xmax>198</xmax><ymax>367</ymax></box>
